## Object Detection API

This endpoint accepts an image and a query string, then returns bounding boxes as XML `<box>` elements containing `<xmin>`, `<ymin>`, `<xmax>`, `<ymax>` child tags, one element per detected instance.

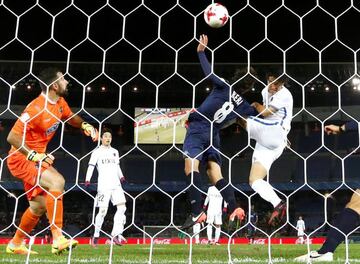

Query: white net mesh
<box><xmin>0</xmin><ymin>0</ymin><xmax>359</xmax><ymax>263</ymax></box>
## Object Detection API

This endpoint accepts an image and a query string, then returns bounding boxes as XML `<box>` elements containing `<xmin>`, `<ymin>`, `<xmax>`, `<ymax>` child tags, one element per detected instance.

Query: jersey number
<box><xmin>213</xmin><ymin>102</ymin><xmax>234</xmax><ymax>123</ymax></box>
<box><xmin>98</xmin><ymin>194</ymin><xmax>105</xmax><ymax>202</ymax></box>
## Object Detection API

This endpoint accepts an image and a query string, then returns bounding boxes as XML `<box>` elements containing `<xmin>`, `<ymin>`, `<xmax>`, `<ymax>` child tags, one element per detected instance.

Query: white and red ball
<box><xmin>203</xmin><ymin>3</ymin><xmax>229</xmax><ymax>28</ymax></box>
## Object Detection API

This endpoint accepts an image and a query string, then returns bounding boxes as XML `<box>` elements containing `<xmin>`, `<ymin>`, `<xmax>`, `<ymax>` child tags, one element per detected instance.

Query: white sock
<box><xmin>214</xmin><ymin>226</ymin><xmax>221</xmax><ymax>242</ymax></box>
<box><xmin>251</xmin><ymin>179</ymin><xmax>281</xmax><ymax>208</ymax></box>
<box><xmin>111</xmin><ymin>205</ymin><xmax>126</xmax><ymax>237</ymax></box>
<box><xmin>207</xmin><ymin>224</ymin><xmax>213</xmax><ymax>241</ymax></box>
<box><xmin>94</xmin><ymin>207</ymin><xmax>108</xmax><ymax>237</ymax></box>
<box><xmin>193</xmin><ymin>223</ymin><xmax>200</xmax><ymax>243</ymax></box>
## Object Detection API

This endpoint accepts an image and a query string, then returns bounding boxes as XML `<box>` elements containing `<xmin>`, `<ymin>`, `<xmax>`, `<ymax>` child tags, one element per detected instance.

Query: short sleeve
<box><xmin>11</xmin><ymin>102</ymin><xmax>41</xmax><ymax>135</ymax></box>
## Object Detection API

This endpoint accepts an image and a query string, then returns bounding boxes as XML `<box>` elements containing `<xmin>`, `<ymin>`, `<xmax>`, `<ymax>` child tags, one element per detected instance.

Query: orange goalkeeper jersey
<box><xmin>10</xmin><ymin>93</ymin><xmax>73</xmax><ymax>154</ymax></box>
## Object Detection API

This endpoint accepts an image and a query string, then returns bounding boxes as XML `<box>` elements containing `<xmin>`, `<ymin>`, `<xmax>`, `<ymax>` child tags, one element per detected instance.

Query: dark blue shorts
<box><xmin>182</xmin><ymin>122</ymin><xmax>222</xmax><ymax>165</ymax></box>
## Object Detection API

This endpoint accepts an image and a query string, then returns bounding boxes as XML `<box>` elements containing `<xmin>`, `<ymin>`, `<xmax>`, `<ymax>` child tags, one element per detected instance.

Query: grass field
<box><xmin>1</xmin><ymin>244</ymin><xmax>360</xmax><ymax>264</ymax></box>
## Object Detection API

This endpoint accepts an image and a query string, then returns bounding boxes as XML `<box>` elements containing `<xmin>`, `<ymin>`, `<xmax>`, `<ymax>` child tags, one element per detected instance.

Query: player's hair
<box><xmin>101</xmin><ymin>127</ymin><xmax>113</xmax><ymax>138</ymax></box>
<box><xmin>38</xmin><ymin>67</ymin><xmax>62</xmax><ymax>92</ymax></box>
<box><xmin>230</xmin><ymin>66</ymin><xmax>257</xmax><ymax>94</ymax></box>
<box><xmin>266</xmin><ymin>67</ymin><xmax>288</xmax><ymax>85</ymax></box>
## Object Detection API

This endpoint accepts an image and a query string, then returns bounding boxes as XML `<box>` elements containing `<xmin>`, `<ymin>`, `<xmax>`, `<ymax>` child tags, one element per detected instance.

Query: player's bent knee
<box><xmin>51</xmin><ymin>175</ymin><xmax>65</xmax><ymax>190</ymax></box>
<box><xmin>29</xmin><ymin>204</ymin><xmax>46</xmax><ymax>216</ymax></box>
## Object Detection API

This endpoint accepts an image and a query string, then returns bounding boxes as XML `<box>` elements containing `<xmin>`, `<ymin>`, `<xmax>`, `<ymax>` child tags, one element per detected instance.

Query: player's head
<box><xmin>100</xmin><ymin>127</ymin><xmax>112</xmax><ymax>146</ymax></box>
<box><xmin>299</xmin><ymin>216</ymin><xmax>302</xmax><ymax>220</ymax></box>
<box><xmin>266</xmin><ymin>67</ymin><xmax>288</xmax><ymax>95</ymax></box>
<box><xmin>230</xmin><ymin>67</ymin><xmax>257</xmax><ymax>94</ymax></box>
<box><xmin>39</xmin><ymin>67</ymin><xmax>69</xmax><ymax>97</ymax></box>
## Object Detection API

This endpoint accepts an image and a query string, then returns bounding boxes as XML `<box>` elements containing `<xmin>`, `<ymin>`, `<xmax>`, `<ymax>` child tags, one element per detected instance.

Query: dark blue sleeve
<box><xmin>198</xmin><ymin>51</ymin><xmax>227</xmax><ymax>88</ymax></box>
<box><xmin>240</xmin><ymin>100</ymin><xmax>258</xmax><ymax>116</ymax></box>
<box><xmin>345</xmin><ymin>120</ymin><xmax>358</xmax><ymax>132</ymax></box>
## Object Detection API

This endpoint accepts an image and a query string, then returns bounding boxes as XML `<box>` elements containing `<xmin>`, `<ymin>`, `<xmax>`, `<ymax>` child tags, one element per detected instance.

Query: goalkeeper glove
<box><xmin>27</xmin><ymin>150</ymin><xmax>54</xmax><ymax>168</ymax></box>
<box><xmin>81</xmin><ymin>122</ymin><xmax>99</xmax><ymax>142</ymax></box>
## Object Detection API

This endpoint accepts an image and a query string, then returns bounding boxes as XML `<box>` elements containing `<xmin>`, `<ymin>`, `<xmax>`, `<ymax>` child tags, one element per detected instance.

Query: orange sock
<box><xmin>46</xmin><ymin>191</ymin><xmax>63</xmax><ymax>239</ymax></box>
<box><xmin>13</xmin><ymin>208</ymin><xmax>40</xmax><ymax>245</ymax></box>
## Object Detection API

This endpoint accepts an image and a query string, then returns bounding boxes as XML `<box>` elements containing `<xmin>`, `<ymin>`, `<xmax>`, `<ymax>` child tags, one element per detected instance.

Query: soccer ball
<box><xmin>203</xmin><ymin>3</ymin><xmax>229</xmax><ymax>28</ymax></box>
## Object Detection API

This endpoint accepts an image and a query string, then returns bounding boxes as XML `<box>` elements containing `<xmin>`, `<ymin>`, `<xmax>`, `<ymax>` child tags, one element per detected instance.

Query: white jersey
<box><xmin>261</xmin><ymin>85</ymin><xmax>293</xmax><ymax>132</ymax></box>
<box><xmin>86</xmin><ymin>145</ymin><xmax>124</xmax><ymax>191</ymax></box>
<box><xmin>204</xmin><ymin>186</ymin><xmax>225</xmax><ymax>215</ymax></box>
<box><xmin>296</xmin><ymin>219</ymin><xmax>305</xmax><ymax>232</ymax></box>
<box><xmin>296</xmin><ymin>220</ymin><xmax>305</xmax><ymax>232</ymax></box>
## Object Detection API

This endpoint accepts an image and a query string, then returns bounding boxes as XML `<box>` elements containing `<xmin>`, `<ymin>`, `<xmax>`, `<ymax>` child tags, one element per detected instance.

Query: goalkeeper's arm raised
<box><xmin>67</xmin><ymin>115</ymin><xmax>99</xmax><ymax>141</ymax></box>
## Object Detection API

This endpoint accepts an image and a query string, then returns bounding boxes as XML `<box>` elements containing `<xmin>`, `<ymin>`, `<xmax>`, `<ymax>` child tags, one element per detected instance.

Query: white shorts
<box><xmin>206</xmin><ymin>213</ymin><xmax>222</xmax><ymax>225</ymax></box>
<box><xmin>297</xmin><ymin>230</ymin><xmax>305</xmax><ymax>237</ymax></box>
<box><xmin>96</xmin><ymin>186</ymin><xmax>126</xmax><ymax>208</ymax></box>
<box><xmin>247</xmin><ymin>117</ymin><xmax>287</xmax><ymax>171</ymax></box>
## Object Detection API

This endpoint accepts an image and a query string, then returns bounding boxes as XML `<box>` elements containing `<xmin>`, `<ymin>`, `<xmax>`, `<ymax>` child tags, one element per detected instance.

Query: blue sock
<box><xmin>215</xmin><ymin>178</ymin><xmax>237</xmax><ymax>213</ymax></box>
<box><xmin>186</xmin><ymin>172</ymin><xmax>203</xmax><ymax>215</ymax></box>
<box><xmin>318</xmin><ymin>208</ymin><xmax>359</xmax><ymax>254</ymax></box>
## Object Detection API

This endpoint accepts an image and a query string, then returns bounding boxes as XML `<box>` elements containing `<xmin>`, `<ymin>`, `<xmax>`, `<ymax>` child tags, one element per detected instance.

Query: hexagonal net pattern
<box><xmin>0</xmin><ymin>0</ymin><xmax>359</xmax><ymax>263</ymax></box>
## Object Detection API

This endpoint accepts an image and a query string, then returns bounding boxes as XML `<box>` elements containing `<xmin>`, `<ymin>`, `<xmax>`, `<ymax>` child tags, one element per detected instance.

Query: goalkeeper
<box><xmin>6</xmin><ymin>68</ymin><xmax>99</xmax><ymax>255</ymax></box>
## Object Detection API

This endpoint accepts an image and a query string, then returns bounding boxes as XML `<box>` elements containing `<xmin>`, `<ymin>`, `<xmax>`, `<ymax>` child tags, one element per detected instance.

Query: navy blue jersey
<box><xmin>188</xmin><ymin>51</ymin><xmax>257</xmax><ymax>130</ymax></box>
<box><xmin>183</xmin><ymin>51</ymin><xmax>257</xmax><ymax>164</ymax></box>
<box><xmin>345</xmin><ymin>120</ymin><xmax>358</xmax><ymax>132</ymax></box>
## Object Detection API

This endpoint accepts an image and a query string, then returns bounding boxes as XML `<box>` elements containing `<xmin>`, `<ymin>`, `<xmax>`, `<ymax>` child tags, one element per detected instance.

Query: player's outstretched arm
<box><xmin>251</xmin><ymin>102</ymin><xmax>276</xmax><ymax>117</ymax></box>
<box><xmin>68</xmin><ymin>115</ymin><xmax>99</xmax><ymax>142</ymax></box>
<box><xmin>197</xmin><ymin>34</ymin><xmax>208</xmax><ymax>52</ymax></box>
<box><xmin>325</xmin><ymin>121</ymin><xmax>358</xmax><ymax>135</ymax></box>
<box><xmin>81</xmin><ymin>122</ymin><xmax>99</xmax><ymax>142</ymax></box>
<box><xmin>324</xmin><ymin>124</ymin><xmax>342</xmax><ymax>135</ymax></box>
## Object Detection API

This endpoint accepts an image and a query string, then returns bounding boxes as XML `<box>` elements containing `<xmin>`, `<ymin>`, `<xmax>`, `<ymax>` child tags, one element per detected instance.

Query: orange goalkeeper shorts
<box><xmin>7</xmin><ymin>151</ymin><xmax>47</xmax><ymax>200</ymax></box>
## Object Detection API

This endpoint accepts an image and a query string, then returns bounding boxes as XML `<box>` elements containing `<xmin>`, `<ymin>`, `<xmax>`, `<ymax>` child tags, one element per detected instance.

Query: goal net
<box><xmin>0</xmin><ymin>1</ymin><xmax>359</xmax><ymax>264</ymax></box>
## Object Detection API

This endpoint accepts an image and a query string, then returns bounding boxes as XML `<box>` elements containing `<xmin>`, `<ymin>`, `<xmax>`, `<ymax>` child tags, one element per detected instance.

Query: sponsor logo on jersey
<box><xmin>46</xmin><ymin>121</ymin><xmax>60</xmax><ymax>135</ymax></box>
<box><xmin>101</xmin><ymin>158</ymin><xmax>116</xmax><ymax>164</ymax></box>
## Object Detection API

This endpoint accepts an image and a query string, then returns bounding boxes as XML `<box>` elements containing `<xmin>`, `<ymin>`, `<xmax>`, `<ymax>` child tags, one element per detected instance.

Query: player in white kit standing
<box><xmin>85</xmin><ymin>128</ymin><xmax>127</xmax><ymax>247</ymax></box>
<box><xmin>204</xmin><ymin>186</ymin><xmax>227</xmax><ymax>245</ymax></box>
<box><xmin>296</xmin><ymin>216</ymin><xmax>306</xmax><ymax>244</ymax></box>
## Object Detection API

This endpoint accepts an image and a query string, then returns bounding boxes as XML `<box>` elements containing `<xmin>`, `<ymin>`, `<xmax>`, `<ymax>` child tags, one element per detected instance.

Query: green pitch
<box><xmin>0</xmin><ymin>244</ymin><xmax>359</xmax><ymax>263</ymax></box>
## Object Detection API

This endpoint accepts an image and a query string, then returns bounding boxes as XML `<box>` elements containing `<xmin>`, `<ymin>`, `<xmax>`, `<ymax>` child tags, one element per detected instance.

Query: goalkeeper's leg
<box><xmin>40</xmin><ymin>167</ymin><xmax>78</xmax><ymax>254</ymax></box>
<box><xmin>6</xmin><ymin>197</ymin><xmax>45</xmax><ymax>255</ymax></box>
